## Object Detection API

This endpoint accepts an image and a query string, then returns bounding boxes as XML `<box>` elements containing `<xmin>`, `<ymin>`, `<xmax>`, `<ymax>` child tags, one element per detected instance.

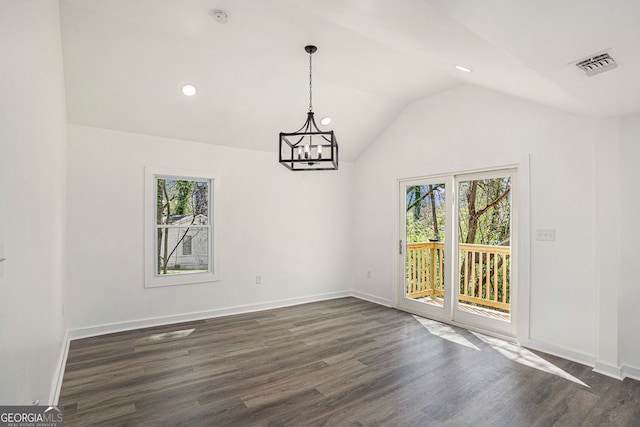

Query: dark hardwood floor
<box><xmin>59</xmin><ymin>297</ymin><xmax>640</xmax><ymax>426</ymax></box>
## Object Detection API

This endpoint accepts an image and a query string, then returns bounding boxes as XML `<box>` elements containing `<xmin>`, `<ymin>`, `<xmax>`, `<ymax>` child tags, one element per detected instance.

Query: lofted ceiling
<box><xmin>59</xmin><ymin>0</ymin><xmax>640</xmax><ymax>162</ymax></box>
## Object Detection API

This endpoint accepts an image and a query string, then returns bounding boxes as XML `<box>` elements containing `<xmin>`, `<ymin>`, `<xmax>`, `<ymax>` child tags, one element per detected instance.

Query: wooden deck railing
<box><xmin>406</xmin><ymin>242</ymin><xmax>445</xmax><ymax>299</ymax></box>
<box><xmin>406</xmin><ymin>242</ymin><xmax>510</xmax><ymax>312</ymax></box>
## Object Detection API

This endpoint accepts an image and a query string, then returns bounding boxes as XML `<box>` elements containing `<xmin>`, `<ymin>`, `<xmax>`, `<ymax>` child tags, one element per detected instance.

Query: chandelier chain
<box><xmin>309</xmin><ymin>52</ymin><xmax>313</xmax><ymax>112</ymax></box>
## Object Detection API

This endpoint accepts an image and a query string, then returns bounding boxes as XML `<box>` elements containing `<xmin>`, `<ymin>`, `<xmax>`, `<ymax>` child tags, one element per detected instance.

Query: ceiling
<box><xmin>59</xmin><ymin>0</ymin><xmax>640</xmax><ymax>162</ymax></box>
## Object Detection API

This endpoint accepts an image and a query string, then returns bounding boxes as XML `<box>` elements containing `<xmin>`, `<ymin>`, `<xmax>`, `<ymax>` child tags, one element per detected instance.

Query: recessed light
<box><xmin>454</xmin><ymin>65</ymin><xmax>473</xmax><ymax>73</ymax></box>
<box><xmin>181</xmin><ymin>84</ymin><xmax>197</xmax><ymax>96</ymax></box>
<box><xmin>320</xmin><ymin>116</ymin><xmax>332</xmax><ymax>125</ymax></box>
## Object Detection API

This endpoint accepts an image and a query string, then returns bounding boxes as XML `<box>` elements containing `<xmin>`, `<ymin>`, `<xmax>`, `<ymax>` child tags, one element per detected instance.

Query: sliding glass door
<box><xmin>398</xmin><ymin>168</ymin><xmax>517</xmax><ymax>337</ymax></box>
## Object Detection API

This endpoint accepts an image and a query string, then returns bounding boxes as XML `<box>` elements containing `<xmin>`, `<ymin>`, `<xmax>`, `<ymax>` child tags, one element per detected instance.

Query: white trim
<box><xmin>593</xmin><ymin>361</ymin><xmax>624</xmax><ymax>380</ymax></box>
<box><xmin>398</xmin><ymin>154</ymin><xmax>528</xmax><ymax>185</ymax></box>
<box><xmin>351</xmin><ymin>290</ymin><xmax>392</xmax><ymax>307</ymax></box>
<box><xmin>515</xmin><ymin>155</ymin><xmax>531</xmax><ymax>344</ymax></box>
<box><xmin>524</xmin><ymin>338</ymin><xmax>596</xmax><ymax>368</ymax></box>
<box><xmin>144</xmin><ymin>167</ymin><xmax>220</xmax><ymax>288</ymax></box>
<box><xmin>50</xmin><ymin>330</ymin><xmax>70</xmax><ymax>405</ymax></box>
<box><xmin>621</xmin><ymin>365</ymin><xmax>640</xmax><ymax>382</ymax></box>
<box><xmin>68</xmin><ymin>291</ymin><xmax>351</xmax><ymax>340</ymax></box>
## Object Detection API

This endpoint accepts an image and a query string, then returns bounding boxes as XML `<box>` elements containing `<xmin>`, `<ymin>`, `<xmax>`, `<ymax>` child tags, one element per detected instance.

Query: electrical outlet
<box><xmin>366</xmin><ymin>270</ymin><xmax>372</xmax><ymax>279</ymax></box>
<box><xmin>255</xmin><ymin>275</ymin><xmax>261</xmax><ymax>285</ymax></box>
<box><xmin>536</xmin><ymin>229</ymin><xmax>556</xmax><ymax>241</ymax></box>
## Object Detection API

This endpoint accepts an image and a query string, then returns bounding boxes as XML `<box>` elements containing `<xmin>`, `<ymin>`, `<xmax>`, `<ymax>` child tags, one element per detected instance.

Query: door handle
<box><xmin>0</xmin><ymin>258</ymin><xmax>5</xmax><ymax>262</ymax></box>
<box><xmin>399</xmin><ymin>240</ymin><xmax>403</xmax><ymax>255</ymax></box>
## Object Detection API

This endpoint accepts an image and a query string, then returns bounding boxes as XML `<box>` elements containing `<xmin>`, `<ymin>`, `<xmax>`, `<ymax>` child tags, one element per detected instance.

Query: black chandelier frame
<box><xmin>279</xmin><ymin>45</ymin><xmax>339</xmax><ymax>171</ymax></box>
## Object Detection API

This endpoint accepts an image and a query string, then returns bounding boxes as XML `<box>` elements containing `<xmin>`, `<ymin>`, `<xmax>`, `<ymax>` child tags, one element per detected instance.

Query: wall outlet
<box><xmin>536</xmin><ymin>229</ymin><xmax>556</xmax><ymax>241</ymax></box>
<box><xmin>366</xmin><ymin>270</ymin><xmax>372</xmax><ymax>279</ymax></box>
<box><xmin>255</xmin><ymin>275</ymin><xmax>261</xmax><ymax>285</ymax></box>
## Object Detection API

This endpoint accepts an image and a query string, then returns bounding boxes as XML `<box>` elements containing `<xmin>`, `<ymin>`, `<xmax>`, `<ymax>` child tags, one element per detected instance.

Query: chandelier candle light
<box><xmin>279</xmin><ymin>45</ymin><xmax>339</xmax><ymax>171</ymax></box>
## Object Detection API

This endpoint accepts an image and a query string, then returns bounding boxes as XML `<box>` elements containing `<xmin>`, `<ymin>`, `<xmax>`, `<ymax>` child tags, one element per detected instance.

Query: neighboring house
<box><xmin>162</xmin><ymin>214</ymin><xmax>208</xmax><ymax>271</ymax></box>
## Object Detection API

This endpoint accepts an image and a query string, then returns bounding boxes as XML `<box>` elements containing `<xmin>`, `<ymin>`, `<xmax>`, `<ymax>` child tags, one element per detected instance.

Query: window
<box><xmin>145</xmin><ymin>167</ymin><xmax>219</xmax><ymax>287</ymax></box>
<box><xmin>182</xmin><ymin>235</ymin><xmax>193</xmax><ymax>256</ymax></box>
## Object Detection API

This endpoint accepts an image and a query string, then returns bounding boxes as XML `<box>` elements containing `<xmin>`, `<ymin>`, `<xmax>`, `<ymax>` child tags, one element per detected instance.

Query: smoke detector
<box><xmin>570</xmin><ymin>49</ymin><xmax>618</xmax><ymax>77</ymax></box>
<box><xmin>211</xmin><ymin>9</ymin><xmax>228</xmax><ymax>24</ymax></box>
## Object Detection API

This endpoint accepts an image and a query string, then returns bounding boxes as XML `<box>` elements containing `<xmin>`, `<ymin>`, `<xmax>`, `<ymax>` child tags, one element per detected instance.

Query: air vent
<box><xmin>573</xmin><ymin>50</ymin><xmax>618</xmax><ymax>76</ymax></box>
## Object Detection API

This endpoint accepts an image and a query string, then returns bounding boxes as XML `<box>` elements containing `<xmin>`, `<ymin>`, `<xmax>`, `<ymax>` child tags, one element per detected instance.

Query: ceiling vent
<box><xmin>572</xmin><ymin>50</ymin><xmax>618</xmax><ymax>76</ymax></box>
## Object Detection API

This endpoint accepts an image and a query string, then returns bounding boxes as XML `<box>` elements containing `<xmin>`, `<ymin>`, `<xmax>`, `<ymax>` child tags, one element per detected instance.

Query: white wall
<box><xmin>0</xmin><ymin>1</ymin><xmax>68</xmax><ymax>404</ymax></box>
<box><xmin>592</xmin><ymin>116</ymin><xmax>625</xmax><ymax>379</ymax></box>
<box><xmin>619</xmin><ymin>114</ymin><xmax>640</xmax><ymax>374</ymax></box>
<box><xmin>354</xmin><ymin>85</ymin><xmax>601</xmax><ymax>361</ymax></box>
<box><xmin>66</xmin><ymin>125</ymin><xmax>354</xmax><ymax>332</ymax></box>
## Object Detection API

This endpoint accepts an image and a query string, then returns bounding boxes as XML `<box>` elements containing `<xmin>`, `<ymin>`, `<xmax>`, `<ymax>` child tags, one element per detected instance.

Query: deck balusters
<box><xmin>406</xmin><ymin>242</ymin><xmax>510</xmax><ymax>313</ymax></box>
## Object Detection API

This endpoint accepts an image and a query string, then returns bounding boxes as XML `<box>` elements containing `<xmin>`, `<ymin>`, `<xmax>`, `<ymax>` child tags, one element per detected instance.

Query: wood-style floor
<box><xmin>59</xmin><ymin>298</ymin><xmax>640</xmax><ymax>426</ymax></box>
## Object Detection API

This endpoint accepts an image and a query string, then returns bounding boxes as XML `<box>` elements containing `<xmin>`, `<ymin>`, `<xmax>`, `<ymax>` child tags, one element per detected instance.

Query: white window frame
<box><xmin>144</xmin><ymin>166</ymin><xmax>220</xmax><ymax>288</ymax></box>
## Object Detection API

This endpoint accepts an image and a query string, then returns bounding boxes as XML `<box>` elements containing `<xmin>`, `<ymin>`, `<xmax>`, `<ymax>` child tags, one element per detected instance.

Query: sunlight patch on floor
<box><xmin>140</xmin><ymin>328</ymin><xmax>196</xmax><ymax>343</ymax></box>
<box><xmin>470</xmin><ymin>332</ymin><xmax>589</xmax><ymax>387</ymax></box>
<box><xmin>412</xmin><ymin>315</ymin><xmax>480</xmax><ymax>351</ymax></box>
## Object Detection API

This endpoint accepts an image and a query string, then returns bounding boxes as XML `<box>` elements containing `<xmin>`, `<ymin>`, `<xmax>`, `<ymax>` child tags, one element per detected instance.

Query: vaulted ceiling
<box><xmin>60</xmin><ymin>0</ymin><xmax>640</xmax><ymax>161</ymax></box>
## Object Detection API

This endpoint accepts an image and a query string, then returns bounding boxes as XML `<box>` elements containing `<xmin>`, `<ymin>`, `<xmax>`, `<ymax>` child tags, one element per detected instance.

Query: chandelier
<box><xmin>279</xmin><ymin>45</ymin><xmax>338</xmax><ymax>171</ymax></box>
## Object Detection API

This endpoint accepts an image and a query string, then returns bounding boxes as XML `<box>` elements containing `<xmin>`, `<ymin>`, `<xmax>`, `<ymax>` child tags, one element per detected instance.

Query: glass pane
<box><xmin>457</xmin><ymin>177</ymin><xmax>511</xmax><ymax>321</ymax></box>
<box><xmin>157</xmin><ymin>226</ymin><xmax>209</xmax><ymax>275</ymax></box>
<box><xmin>156</xmin><ymin>178</ymin><xmax>209</xmax><ymax>226</ymax></box>
<box><xmin>405</xmin><ymin>183</ymin><xmax>446</xmax><ymax>307</ymax></box>
<box><xmin>182</xmin><ymin>236</ymin><xmax>193</xmax><ymax>255</ymax></box>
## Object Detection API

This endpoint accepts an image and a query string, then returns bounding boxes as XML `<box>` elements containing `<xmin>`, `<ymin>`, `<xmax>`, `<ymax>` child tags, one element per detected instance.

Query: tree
<box><xmin>406</xmin><ymin>184</ymin><xmax>445</xmax><ymax>242</ymax></box>
<box><xmin>404</xmin><ymin>178</ymin><xmax>512</xmax><ymax>309</ymax></box>
<box><xmin>458</xmin><ymin>177</ymin><xmax>511</xmax><ymax>304</ymax></box>
<box><xmin>459</xmin><ymin>178</ymin><xmax>511</xmax><ymax>245</ymax></box>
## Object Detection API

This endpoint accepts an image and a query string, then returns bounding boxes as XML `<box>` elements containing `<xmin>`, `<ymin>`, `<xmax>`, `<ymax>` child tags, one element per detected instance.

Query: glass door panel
<box><xmin>405</xmin><ymin>182</ymin><xmax>446</xmax><ymax>306</ymax></box>
<box><xmin>455</xmin><ymin>171</ymin><xmax>514</xmax><ymax>335</ymax></box>
<box><xmin>398</xmin><ymin>179</ymin><xmax>449</xmax><ymax>319</ymax></box>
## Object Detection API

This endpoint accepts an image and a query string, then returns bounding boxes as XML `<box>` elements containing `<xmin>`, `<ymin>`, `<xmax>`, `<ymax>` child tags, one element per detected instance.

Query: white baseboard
<box><xmin>622</xmin><ymin>364</ymin><xmax>640</xmax><ymax>382</ymax></box>
<box><xmin>516</xmin><ymin>338</ymin><xmax>597</xmax><ymax>369</ymax></box>
<box><xmin>593</xmin><ymin>361</ymin><xmax>624</xmax><ymax>380</ymax></box>
<box><xmin>525</xmin><ymin>340</ymin><xmax>640</xmax><ymax>382</ymax></box>
<box><xmin>351</xmin><ymin>290</ymin><xmax>392</xmax><ymax>307</ymax></box>
<box><xmin>68</xmin><ymin>291</ymin><xmax>352</xmax><ymax>340</ymax></box>
<box><xmin>50</xmin><ymin>330</ymin><xmax>70</xmax><ymax>405</ymax></box>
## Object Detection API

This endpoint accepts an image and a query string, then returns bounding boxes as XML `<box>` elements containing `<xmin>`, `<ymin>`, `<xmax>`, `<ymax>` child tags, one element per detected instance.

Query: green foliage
<box><xmin>157</xmin><ymin>179</ymin><xmax>209</xmax><ymax>221</ymax></box>
<box><xmin>458</xmin><ymin>177</ymin><xmax>511</xmax><ymax>245</ymax></box>
<box><xmin>405</xmin><ymin>177</ymin><xmax>512</xmax><ymax>312</ymax></box>
<box><xmin>174</xmin><ymin>180</ymin><xmax>194</xmax><ymax>215</ymax></box>
<box><xmin>406</xmin><ymin>184</ymin><xmax>445</xmax><ymax>243</ymax></box>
